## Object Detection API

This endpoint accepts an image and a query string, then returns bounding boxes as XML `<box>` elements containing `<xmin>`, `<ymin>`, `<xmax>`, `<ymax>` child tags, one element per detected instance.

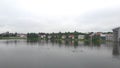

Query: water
<box><xmin>0</xmin><ymin>39</ymin><xmax>120</xmax><ymax>68</ymax></box>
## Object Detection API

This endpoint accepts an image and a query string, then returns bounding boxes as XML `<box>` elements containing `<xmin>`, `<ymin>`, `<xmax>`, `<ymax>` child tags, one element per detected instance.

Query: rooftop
<box><xmin>113</xmin><ymin>27</ymin><xmax>120</xmax><ymax>31</ymax></box>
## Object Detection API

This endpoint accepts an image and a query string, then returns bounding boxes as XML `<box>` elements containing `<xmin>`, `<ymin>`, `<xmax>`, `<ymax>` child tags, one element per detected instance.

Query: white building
<box><xmin>100</xmin><ymin>34</ymin><xmax>106</xmax><ymax>37</ymax></box>
<box><xmin>48</xmin><ymin>35</ymin><xmax>51</xmax><ymax>39</ymax></box>
<box><xmin>78</xmin><ymin>35</ymin><xmax>84</xmax><ymax>39</ymax></box>
<box><xmin>62</xmin><ymin>35</ymin><xmax>66</xmax><ymax>39</ymax></box>
<box><xmin>41</xmin><ymin>35</ymin><xmax>46</xmax><ymax>39</ymax></box>
<box><xmin>17</xmin><ymin>34</ymin><xmax>27</xmax><ymax>38</ymax></box>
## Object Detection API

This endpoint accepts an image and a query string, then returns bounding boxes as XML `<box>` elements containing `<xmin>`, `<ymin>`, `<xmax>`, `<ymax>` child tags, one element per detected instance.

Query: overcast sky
<box><xmin>0</xmin><ymin>0</ymin><xmax>120</xmax><ymax>33</ymax></box>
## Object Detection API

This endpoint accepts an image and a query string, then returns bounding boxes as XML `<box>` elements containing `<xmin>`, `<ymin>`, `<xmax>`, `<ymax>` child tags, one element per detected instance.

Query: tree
<box><xmin>74</xmin><ymin>31</ymin><xmax>78</xmax><ymax>39</ymax></box>
<box><xmin>27</xmin><ymin>33</ymin><xmax>39</xmax><ymax>41</ymax></box>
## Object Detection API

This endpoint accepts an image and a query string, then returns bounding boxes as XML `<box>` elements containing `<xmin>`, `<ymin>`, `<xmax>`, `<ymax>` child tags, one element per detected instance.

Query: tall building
<box><xmin>113</xmin><ymin>27</ymin><xmax>120</xmax><ymax>42</ymax></box>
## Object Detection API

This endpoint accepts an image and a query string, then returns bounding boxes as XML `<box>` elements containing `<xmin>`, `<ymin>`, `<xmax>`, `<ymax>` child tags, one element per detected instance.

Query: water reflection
<box><xmin>113</xmin><ymin>42</ymin><xmax>120</xmax><ymax>57</ymax></box>
<box><xmin>1</xmin><ymin>39</ymin><xmax>111</xmax><ymax>48</ymax></box>
<box><xmin>0</xmin><ymin>39</ymin><xmax>120</xmax><ymax>68</ymax></box>
<box><xmin>1</xmin><ymin>39</ymin><xmax>21</xmax><ymax>45</ymax></box>
<box><xmin>0</xmin><ymin>39</ymin><xmax>114</xmax><ymax>46</ymax></box>
<box><xmin>23</xmin><ymin>39</ymin><xmax>83</xmax><ymax>48</ymax></box>
<box><xmin>84</xmin><ymin>41</ymin><xmax>101</xmax><ymax>47</ymax></box>
<box><xmin>73</xmin><ymin>41</ymin><xmax>78</xmax><ymax>48</ymax></box>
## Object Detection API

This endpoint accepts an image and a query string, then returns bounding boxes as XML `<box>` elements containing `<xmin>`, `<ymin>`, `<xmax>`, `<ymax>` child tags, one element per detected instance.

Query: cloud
<box><xmin>75</xmin><ymin>8</ymin><xmax>120</xmax><ymax>32</ymax></box>
<box><xmin>0</xmin><ymin>0</ymin><xmax>120</xmax><ymax>33</ymax></box>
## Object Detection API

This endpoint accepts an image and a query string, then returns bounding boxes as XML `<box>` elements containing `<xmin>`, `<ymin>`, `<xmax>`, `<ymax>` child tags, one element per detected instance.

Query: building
<box><xmin>61</xmin><ymin>35</ymin><xmax>66</xmax><ymax>39</ymax></box>
<box><xmin>100</xmin><ymin>33</ymin><xmax>106</xmax><ymax>40</ymax></box>
<box><xmin>106</xmin><ymin>34</ymin><xmax>113</xmax><ymax>41</ymax></box>
<box><xmin>38</xmin><ymin>33</ymin><xmax>46</xmax><ymax>39</ymax></box>
<box><xmin>69</xmin><ymin>34</ymin><xmax>74</xmax><ymax>39</ymax></box>
<box><xmin>78</xmin><ymin>35</ymin><xmax>84</xmax><ymax>40</ymax></box>
<box><xmin>48</xmin><ymin>35</ymin><xmax>51</xmax><ymax>39</ymax></box>
<box><xmin>17</xmin><ymin>33</ymin><xmax>27</xmax><ymax>38</ymax></box>
<box><xmin>88</xmin><ymin>32</ymin><xmax>113</xmax><ymax>41</ymax></box>
<box><xmin>113</xmin><ymin>27</ymin><xmax>120</xmax><ymax>42</ymax></box>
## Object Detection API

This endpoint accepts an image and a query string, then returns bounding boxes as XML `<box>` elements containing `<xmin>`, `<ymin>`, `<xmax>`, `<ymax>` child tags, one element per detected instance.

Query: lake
<box><xmin>0</xmin><ymin>39</ymin><xmax>120</xmax><ymax>68</ymax></box>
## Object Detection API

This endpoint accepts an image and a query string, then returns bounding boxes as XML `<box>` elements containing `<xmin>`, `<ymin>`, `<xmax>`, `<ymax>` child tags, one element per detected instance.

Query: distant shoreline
<box><xmin>0</xmin><ymin>37</ymin><xmax>26</xmax><ymax>39</ymax></box>
<box><xmin>0</xmin><ymin>37</ymin><xmax>113</xmax><ymax>43</ymax></box>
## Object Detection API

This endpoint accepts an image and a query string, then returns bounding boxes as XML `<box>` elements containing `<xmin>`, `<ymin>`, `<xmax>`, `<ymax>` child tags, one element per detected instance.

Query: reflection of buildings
<box><xmin>113</xmin><ymin>27</ymin><xmax>120</xmax><ymax>42</ymax></box>
<box><xmin>4</xmin><ymin>40</ymin><xmax>18</xmax><ymax>44</ymax></box>
<box><xmin>113</xmin><ymin>42</ymin><xmax>120</xmax><ymax>56</ymax></box>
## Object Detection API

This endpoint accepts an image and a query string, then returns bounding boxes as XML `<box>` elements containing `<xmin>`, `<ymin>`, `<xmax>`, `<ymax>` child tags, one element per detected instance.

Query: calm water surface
<box><xmin>0</xmin><ymin>39</ymin><xmax>120</xmax><ymax>68</ymax></box>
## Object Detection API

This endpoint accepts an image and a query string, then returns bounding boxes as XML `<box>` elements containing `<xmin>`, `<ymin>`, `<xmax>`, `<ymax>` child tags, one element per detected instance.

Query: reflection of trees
<box><xmin>45</xmin><ymin>39</ymin><xmax>48</xmax><ymax>44</ymax></box>
<box><xmin>113</xmin><ymin>42</ymin><xmax>120</xmax><ymax>56</ymax></box>
<box><xmin>27</xmin><ymin>39</ymin><xmax>38</xmax><ymax>45</ymax></box>
<box><xmin>27</xmin><ymin>38</ymin><xmax>38</xmax><ymax>42</ymax></box>
<box><xmin>58</xmin><ymin>40</ymin><xmax>62</xmax><ymax>46</ymax></box>
<box><xmin>84</xmin><ymin>40</ymin><xmax>100</xmax><ymax>47</ymax></box>
<box><xmin>49</xmin><ymin>40</ymin><xmax>79</xmax><ymax>48</ymax></box>
<box><xmin>50</xmin><ymin>39</ymin><xmax>55</xmax><ymax>45</ymax></box>
<box><xmin>4</xmin><ymin>40</ymin><xmax>18</xmax><ymax>45</ymax></box>
<box><xmin>84</xmin><ymin>41</ymin><xmax>90</xmax><ymax>45</ymax></box>
<box><xmin>65</xmin><ymin>40</ymin><xmax>69</xmax><ymax>45</ymax></box>
<box><xmin>74</xmin><ymin>41</ymin><xmax>78</xmax><ymax>48</ymax></box>
<box><xmin>93</xmin><ymin>41</ymin><xmax>100</xmax><ymax>47</ymax></box>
